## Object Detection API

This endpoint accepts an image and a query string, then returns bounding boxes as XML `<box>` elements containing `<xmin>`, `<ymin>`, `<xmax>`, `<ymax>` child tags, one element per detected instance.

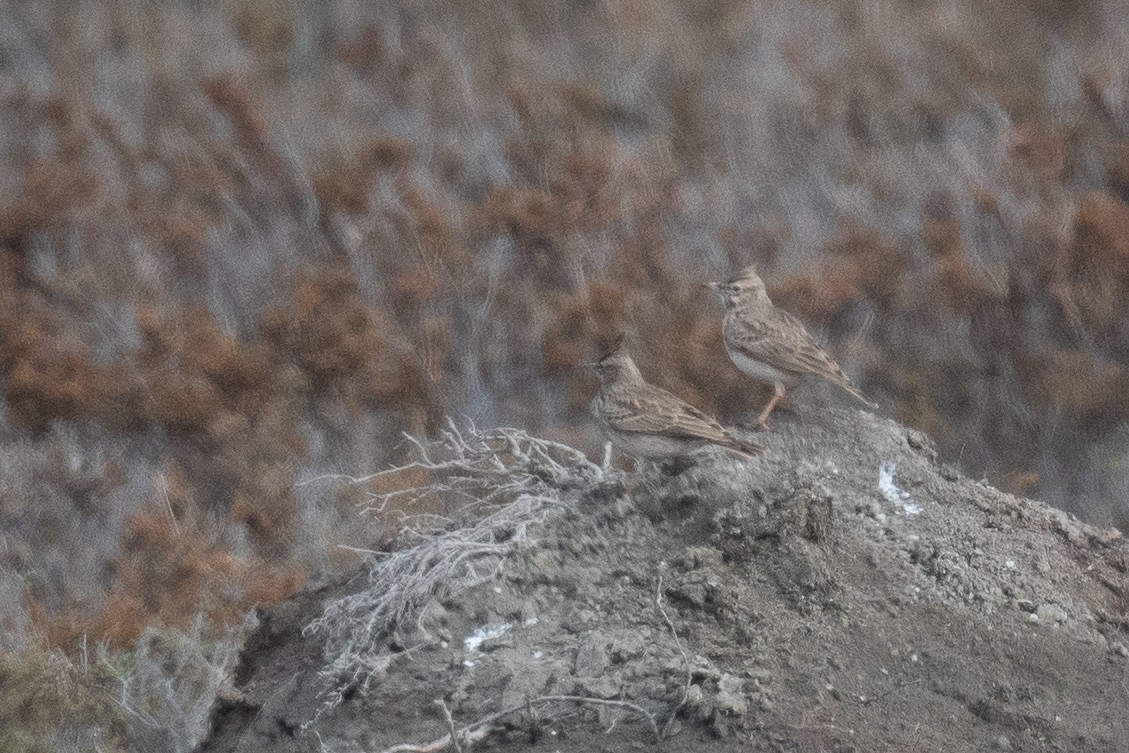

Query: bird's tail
<box><xmin>721</xmin><ymin>433</ymin><xmax>764</xmax><ymax>459</ymax></box>
<box><xmin>837</xmin><ymin>379</ymin><xmax>878</xmax><ymax>410</ymax></box>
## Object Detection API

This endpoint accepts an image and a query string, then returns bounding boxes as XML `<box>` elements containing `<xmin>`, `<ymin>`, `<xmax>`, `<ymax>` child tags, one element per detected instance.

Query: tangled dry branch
<box><xmin>302</xmin><ymin>421</ymin><xmax>624</xmax><ymax>719</ymax></box>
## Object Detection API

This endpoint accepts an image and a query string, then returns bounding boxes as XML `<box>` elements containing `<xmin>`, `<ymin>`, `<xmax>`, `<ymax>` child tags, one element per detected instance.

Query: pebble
<box><xmin>715</xmin><ymin>673</ymin><xmax>748</xmax><ymax>715</ymax></box>
<box><xmin>1035</xmin><ymin>603</ymin><xmax>1068</xmax><ymax>624</ymax></box>
<box><xmin>994</xmin><ymin>735</ymin><xmax>1011</xmax><ymax>750</ymax></box>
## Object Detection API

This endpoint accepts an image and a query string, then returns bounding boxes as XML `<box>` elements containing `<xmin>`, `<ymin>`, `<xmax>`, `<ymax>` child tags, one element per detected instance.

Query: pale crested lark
<box><xmin>707</xmin><ymin>264</ymin><xmax>876</xmax><ymax>428</ymax></box>
<box><xmin>589</xmin><ymin>340</ymin><xmax>763</xmax><ymax>461</ymax></box>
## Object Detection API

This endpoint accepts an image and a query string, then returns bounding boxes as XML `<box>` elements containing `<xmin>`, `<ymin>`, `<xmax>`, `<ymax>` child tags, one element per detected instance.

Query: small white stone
<box><xmin>1036</xmin><ymin>603</ymin><xmax>1068</xmax><ymax>624</ymax></box>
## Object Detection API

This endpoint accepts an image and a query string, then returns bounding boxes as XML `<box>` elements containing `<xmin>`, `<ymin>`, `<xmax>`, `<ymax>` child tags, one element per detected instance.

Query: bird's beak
<box><xmin>583</xmin><ymin>362</ymin><xmax>599</xmax><ymax>370</ymax></box>
<box><xmin>703</xmin><ymin>281</ymin><xmax>720</xmax><ymax>292</ymax></box>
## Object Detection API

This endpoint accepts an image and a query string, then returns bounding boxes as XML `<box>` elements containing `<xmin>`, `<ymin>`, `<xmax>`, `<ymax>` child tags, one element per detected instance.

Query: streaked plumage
<box><xmin>707</xmin><ymin>264</ymin><xmax>876</xmax><ymax>428</ymax></box>
<box><xmin>589</xmin><ymin>342</ymin><xmax>762</xmax><ymax>460</ymax></box>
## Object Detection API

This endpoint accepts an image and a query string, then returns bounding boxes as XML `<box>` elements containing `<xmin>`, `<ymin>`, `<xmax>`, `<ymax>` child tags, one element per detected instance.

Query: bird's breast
<box><xmin>724</xmin><ymin>341</ymin><xmax>796</xmax><ymax>385</ymax></box>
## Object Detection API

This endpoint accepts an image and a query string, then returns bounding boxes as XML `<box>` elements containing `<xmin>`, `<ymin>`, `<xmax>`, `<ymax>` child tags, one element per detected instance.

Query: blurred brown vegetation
<box><xmin>1</xmin><ymin>0</ymin><xmax>1129</xmax><ymax>657</ymax></box>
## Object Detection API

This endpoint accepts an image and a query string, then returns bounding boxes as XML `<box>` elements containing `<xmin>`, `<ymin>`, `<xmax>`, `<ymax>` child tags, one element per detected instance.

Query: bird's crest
<box><xmin>597</xmin><ymin>332</ymin><xmax>629</xmax><ymax>363</ymax></box>
<box><xmin>728</xmin><ymin>263</ymin><xmax>762</xmax><ymax>286</ymax></box>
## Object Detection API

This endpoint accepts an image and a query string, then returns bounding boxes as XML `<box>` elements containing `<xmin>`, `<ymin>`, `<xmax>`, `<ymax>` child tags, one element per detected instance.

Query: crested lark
<box><xmin>589</xmin><ymin>340</ymin><xmax>763</xmax><ymax>461</ymax></box>
<box><xmin>707</xmin><ymin>264</ymin><xmax>876</xmax><ymax>428</ymax></box>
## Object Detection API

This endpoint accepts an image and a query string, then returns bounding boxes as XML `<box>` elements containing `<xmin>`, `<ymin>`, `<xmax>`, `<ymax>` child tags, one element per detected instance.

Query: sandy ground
<box><xmin>197</xmin><ymin>407</ymin><xmax>1129</xmax><ymax>753</ymax></box>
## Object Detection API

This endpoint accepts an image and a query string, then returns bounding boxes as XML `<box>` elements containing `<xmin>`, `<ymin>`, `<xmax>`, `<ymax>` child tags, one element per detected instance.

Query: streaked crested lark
<box><xmin>589</xmin><ymin>340</ymin><xmax>763</xmax><ymax>460</ymax></box>
<box><xmin>707</xmin><ymin>264</ymin><xmax>875</xmax><ymax>428</ymax></box>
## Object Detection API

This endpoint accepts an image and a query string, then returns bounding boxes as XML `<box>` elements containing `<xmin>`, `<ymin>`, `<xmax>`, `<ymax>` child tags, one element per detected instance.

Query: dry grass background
<box><xmin>1</xmin><ymin>0</ymin><xmax>1129</xmax><ymax>743</ymax></box>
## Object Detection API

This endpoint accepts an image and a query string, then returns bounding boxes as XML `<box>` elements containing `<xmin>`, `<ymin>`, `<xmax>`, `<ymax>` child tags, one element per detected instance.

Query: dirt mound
<box><xmin>197</xmin><ymin>409</ymin><xmax>1129</xmax><ymax>753</ymax></box>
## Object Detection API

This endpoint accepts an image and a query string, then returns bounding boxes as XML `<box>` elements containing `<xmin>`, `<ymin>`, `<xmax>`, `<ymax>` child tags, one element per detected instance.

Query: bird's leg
<box><xmin>777</xmin><ymin>385</ymin><xmax>797</xmax><ymax>412</ymax></box>
<box><xmin>755</xmin><ymin>382</ymin><xmax>787</xmax><ymax>429</ymax></box>
<box><xmin>601</xmin><ymin>441</ymin><xmax>614</xmax><ymax>472</ymax></box>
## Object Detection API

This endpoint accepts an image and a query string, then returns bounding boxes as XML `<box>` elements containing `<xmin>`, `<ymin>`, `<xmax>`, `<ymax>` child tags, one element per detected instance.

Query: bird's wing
<box><xmin>603</xmin><ymin>385</ymin><xmax>730</xmax><ymax>443</ymax></box>
<box><xmin>731</xmin><ymin>309</ymin><xmax>853</xmax><ymax>385</ymax></box>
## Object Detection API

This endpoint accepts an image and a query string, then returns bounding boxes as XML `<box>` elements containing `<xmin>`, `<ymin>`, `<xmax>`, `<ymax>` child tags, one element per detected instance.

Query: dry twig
<box><xmin>435</xmin><ymin>699</ymin><xmax>462</xmax><ymax>753</ymax></box>
<box><xmin>374</xmin><ymin>693</ymin><xmax>660</xmax><ymax>753</ymax></box>
<box><xmin>656</xmin><ymin>574</ymin><xmax>693</xmax><ymax>738</ymax></box>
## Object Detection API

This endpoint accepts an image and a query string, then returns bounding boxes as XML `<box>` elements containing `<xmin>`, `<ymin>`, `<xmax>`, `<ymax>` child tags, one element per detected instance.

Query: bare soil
<box><xmin>197</xmin><ymin>408</ymin><xmax>1129</xmax><ymax>753</ymax></box>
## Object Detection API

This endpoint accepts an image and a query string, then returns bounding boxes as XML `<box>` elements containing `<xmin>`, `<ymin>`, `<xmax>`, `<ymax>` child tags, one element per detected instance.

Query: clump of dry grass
<box><xmin>0</xmin><ymin>646</ymin><xmax>128</xmax><ymax>752</ymax></box>
<box><xmin>0</xmin><ymin>618</ymin><xmax>244</xmax><ymax>753</ymax></box>
<box><xmin>106</xmin><ymin>621</ymin><xmax>248</xmax><ymax>753</ymax></box>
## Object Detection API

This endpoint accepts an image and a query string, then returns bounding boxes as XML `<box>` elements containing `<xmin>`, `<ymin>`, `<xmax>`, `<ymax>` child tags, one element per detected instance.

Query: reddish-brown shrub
<box><xmin>314</xmin><ymin>137</ymin><xmax>414</xmax><ymax>216</ymax></box>
<box><xmin>1019</xmin><ymin>348</ymin><xmax>1129</xmax><ymax>436</ymax></box>
<box><xmin>476</xmin><ymin>185</ymin><xmax>561</xmax><ymax>239</ymax></box>
<box><xmin>923</xmin><ymin>215</ymin><xmax>1005</xmax><ymax>315</ymax></box>
<box><xmin>1067</xmin><ymin>192</ymin><xmax>1129</xmax><ymax>279</ymax></box>
<box><xmin>773</xmin><ymin>223</ymin><xmax>908</xmax><ymax>322</ymax></box>
<box><xmin>26</xmin><ymin>503</ymin><xmax>306</xmax><ymax>654</ymax></box>
<box><xmin>1109</xmin><ymin>142</ymin><xmax>1129</xmax><ymax>201</ymax></box>
<box><xmin>260</xmin><ymin>266</ymin><xmax>392</xmax><ymax>392</ymax></box>
<box><xmin>0</xmin><ymin>289</ymin><xmax>137</xmax><ymax>433</ymax></box>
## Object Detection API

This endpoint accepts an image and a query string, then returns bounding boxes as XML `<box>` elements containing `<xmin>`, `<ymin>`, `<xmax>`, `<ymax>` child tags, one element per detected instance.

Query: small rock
<box><xmin>609</xmin><ymin>495</ymin><xmax>634</xmax><ymax>517</ymax></box>
<box><xmin>994</xmin><ymin>734</ymin><xmax>1012</xmax><ymax>750</ymax></box>
<box><xmin>680</xmin><ymin>546</ymin><xmax>723</xmax><ymax>569</ymax></box>
<box><xmin>1035</xmin><ymin>603</ymin><xmax>1068</xmax><ymax>624</ymax></box>
<box><xmin>574</xmin><ymin>635</ymin><xmax>608</xmax><ymax>676</ymax></box>
<box><xmin>714</xmin><ymin>673</ymin><xmax>748</xmax><ymax>715</ymax></box>
<box><xmin>565</xmin><ymin>609</ymin><xmax>600</xmax><ymax>631</ymax></box>
<box><xmin>746</xmin><ymin>667</ymin><xmax>773</xmax><ymax>684</ymax></box>
<box><xmin>939</xmin><ymin>464</ymin><xmax>961</xmax><ymax>481</ymax></box>
<box><xmin>607</xmin><ymin>630</ymin><xmax>648</xmax><ymax>661</ymax></box>
<box><xmin>1112</xmin><ymin>642</ymin><xmax>1129</xmax><ymax>658</ymax></box>
<box><xmin>906</xmin><ymin>431</ymin><xmax>936</xmax><ymax>459</ymax></box>
<box><xmin>575</xmin><ymin>674</ymin><xmax>620</xmax><ymax>699</ymax></box>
